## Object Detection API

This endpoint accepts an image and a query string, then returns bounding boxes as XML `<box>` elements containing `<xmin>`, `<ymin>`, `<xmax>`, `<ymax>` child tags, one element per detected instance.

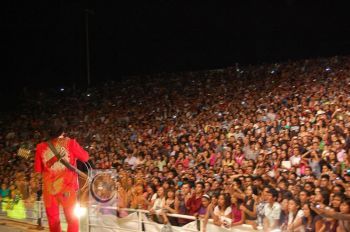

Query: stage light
<box><xmin>74</xmin><ymin>203</ymin><xmax>87</xmax><ymax>218</ymax></box>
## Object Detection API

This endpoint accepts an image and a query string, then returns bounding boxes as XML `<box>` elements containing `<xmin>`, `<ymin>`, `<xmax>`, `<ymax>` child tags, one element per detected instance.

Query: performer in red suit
<box><xmin>34</xmin><ymin>123</ymin><xmax>89</xmax><ymax>232</ymax></box>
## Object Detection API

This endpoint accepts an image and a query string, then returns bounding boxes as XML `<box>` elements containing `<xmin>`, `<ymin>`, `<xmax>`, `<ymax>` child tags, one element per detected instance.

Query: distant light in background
<box><xmin>60</xmin><ymin>88</ymin><xmax>65</xmax><ymax>92</ymax></box>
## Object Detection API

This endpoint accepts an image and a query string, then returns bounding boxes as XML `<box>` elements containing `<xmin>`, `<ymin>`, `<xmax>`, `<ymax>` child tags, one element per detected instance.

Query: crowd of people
<box><xmin>2</xmin><ymin>55</ymin><xmax>350</xmax><ymax>231</ymax></box>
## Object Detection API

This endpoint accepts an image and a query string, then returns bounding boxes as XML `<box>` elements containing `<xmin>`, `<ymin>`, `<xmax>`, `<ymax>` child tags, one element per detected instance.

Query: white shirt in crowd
<box><xmin>264</xmin><ymin>202</ymin><xmax>281</xmax><ymax>227</ymax></box>
<box><xmin>214</xmin><ymin>206</ymin><xmax>232</xmax><ymax>227</ymax></box>
<box><xmin>125</xmin><ymin>156</ymin><xmax>137</xmax><ymax>169</ymax></box>
<box><xmin>288</xmin><ymin>209</ymin><xmax>304</xmax><ymax>232</ymax></box>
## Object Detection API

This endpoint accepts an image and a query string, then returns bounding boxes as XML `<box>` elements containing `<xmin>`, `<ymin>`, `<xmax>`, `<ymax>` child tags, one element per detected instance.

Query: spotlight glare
<box><xmin>74</xmin><ymin>204</ymin><xmax>87</xmax><ymax>218</ymax></box>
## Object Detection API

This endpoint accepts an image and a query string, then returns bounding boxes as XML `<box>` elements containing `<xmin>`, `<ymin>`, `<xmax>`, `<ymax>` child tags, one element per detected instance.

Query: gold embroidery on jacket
<box><xmin>42</xmin><ymin>138</ymin><xmax>70</xmax><ymax>172</ymax></box>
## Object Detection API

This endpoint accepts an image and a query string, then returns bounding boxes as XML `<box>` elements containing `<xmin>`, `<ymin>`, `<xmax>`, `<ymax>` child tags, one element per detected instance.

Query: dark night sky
<box><xmin>2</xmin><ymin>1</ymin><xmax>350</xmax><ymax>98</ymax></box>
<box><xmin>110</xmin><ymin>1</ymin><xmax>350</xmax><ymax>76</ymax></box>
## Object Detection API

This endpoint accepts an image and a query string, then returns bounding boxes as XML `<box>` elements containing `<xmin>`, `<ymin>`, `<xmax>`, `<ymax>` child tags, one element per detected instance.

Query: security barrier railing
<box><xmin>88</xmin><ymin>205</ymin><xmax>261</xmax><ymax>232</ymax></box>
<box><xmin>0</xmin><ymin>200</ymin><xmax>67</xmax><ymax>230</ymax></box>
<box><xmin>0</xmin><ymin>200</ymin><xmax>261</xmax><ymax>232</ymax></box>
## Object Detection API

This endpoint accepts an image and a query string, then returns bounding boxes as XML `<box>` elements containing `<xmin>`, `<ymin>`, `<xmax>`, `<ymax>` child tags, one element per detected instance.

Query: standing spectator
<box><xmin>337</xmin><ymin>199</ymin><xmax>350</xmax><ymax>232</ymax></box>
<box><xmin>203</xmin><ymin>192</ymin><xmax>219</xmax><ymax>232</ymax></box>
<box><xmin>186</xmin><ymin>182</ymin><xmax>205</xmax><ymax>216</ymax></box>
<box><xmin>285</xmin><ymin>198</ymin><xmax>304</xmax><ymax>232</ymax></box>
<box><xmin>299</xmin><ymin>189</ymin><xmax>311</xmax><ymax>207</ymax></box>
<box><xmin>197</xmin><ymin>194</ymin><xmax>210</xmax><ymax>219</ymax></box>
<box><xmin>149</xmin><ymin>187</ymin><xmax>165</xmax><ymax>223</ymax></box>
<box><xmin>5</xmin><ymin>184</ymin><xmax>26</xmax><ymax>220</ymax></box>
<box><xmin>0</xmin><ymin>183</ymin><xmax>10</xmax><ymax>200</ymax></box>
<box><xmin>301</xmin><ymin>203</ymin><xmax>322</xmax><ymax>232</ymax></box>
<box><xmin>213</xmin><ymin>193</ymin><xmax>232</xmax><ymax>228</ymax></box>
<box><xmin>129</xmin><ymin>184</ymin><xmax>148</xmax><ymax>210</ymax></box>
<box><xmin>177</xmin><ymin>182</ymin><xmax>192</xmax><ymax>226</ymax></box>
<box><xmin>230</xmin><ymin>194</ymin><xmax>245</xmax><ymax>227</ymax></box>
<box><xmin>124</xmin><ymin>152</ymin><xmax>137</xmax><ymax>170</ymax></box>
<box><xmin>161</xmin><ymin>188</ymin><xmax>179</xmax><ymax>226</ymax></box>
<box><xmin>263</xmin><ymin>187</ymin><xmax>281</xmax><ymax>232</ymax></box>
<box><xmin>240</xmin><ymin>185</ymin><xmax>258</xmax><ymax>229</ymax></box>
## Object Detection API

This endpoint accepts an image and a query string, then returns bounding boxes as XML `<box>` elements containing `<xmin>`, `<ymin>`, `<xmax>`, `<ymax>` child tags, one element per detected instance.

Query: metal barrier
<box><xmin>88</xmin><ymin>205</ymin><xmax>200</xmax><ymax>232</ymax></box>
<box><xmin>0</xmin><ymin>200</ymin><xmax>67</xmax><ymax>230</ymax></box>
<box><xmin>88</xmin><ymin>205</ymin><xmax>260</xmax><ymax>232</ymax></box>
<box><xmin>0</xmin><ymin>200</ymin><xmax>260</xmax><ymax>232</ymax></box>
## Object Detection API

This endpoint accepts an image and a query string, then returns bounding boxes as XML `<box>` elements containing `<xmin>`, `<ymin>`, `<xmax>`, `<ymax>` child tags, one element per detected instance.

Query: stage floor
<box><xmin>0</xmin><ymin>219</ymin><xmax>49</xmax><ymax>232</ymax></box>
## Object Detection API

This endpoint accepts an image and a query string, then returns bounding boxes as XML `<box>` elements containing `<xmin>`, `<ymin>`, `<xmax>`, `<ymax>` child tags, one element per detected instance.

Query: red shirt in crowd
<box><xmin>186</xmin><ymin>194</ymin><xmax>202</xmax><ymax>215</ymax></box>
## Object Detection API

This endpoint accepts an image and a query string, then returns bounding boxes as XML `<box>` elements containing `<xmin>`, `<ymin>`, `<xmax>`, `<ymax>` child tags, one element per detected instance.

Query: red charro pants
<box><xmin>43</xmin><ymin>188</ymin><xmax>79</xmax><ymax>232</ymax></box>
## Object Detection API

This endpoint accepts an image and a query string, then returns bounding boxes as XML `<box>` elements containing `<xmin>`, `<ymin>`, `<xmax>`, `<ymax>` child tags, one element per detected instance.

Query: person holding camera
<box><xmin>311</xmin><ymin>199</ymin><xmax>350</xmax><ymax>232</ymax></box>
